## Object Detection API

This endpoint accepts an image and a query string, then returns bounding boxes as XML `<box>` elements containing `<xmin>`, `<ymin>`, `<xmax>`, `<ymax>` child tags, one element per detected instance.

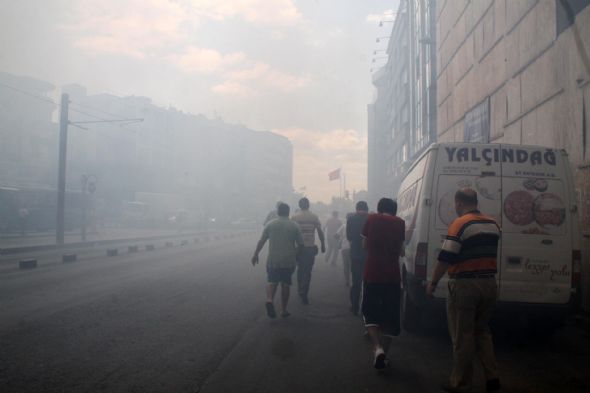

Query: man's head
<box><xmin>298</xmin><ymin>197</ymin><xmax>310</xmax><ymax>210</ymax></box>
<box><xmin>377</xmin><ymin>198</ymin><xmax>397</xmax><ymax>215</ymax></box>
<box><xmin>332</xmin><ymin>211</ymin><xmax>338</xmax><ymax>218</ymax></box>
<box><xmin>277</xmin><ymin>203</ymin><xmax>290</xmax><ymax>217</ymax></box>
<box><xmin>355</xmin><ymin>201</ymin><xmax>369</xmax><ymax>213</ymax></box>
<box><xmin>275</xmin><ymin>200</ymin><xmax>283</xmax><ymax>209</ymax></box>
<box><xmin>454</xmin><ymin>188</ymin><xmax>478</xmax><ymax>216</ymax></box>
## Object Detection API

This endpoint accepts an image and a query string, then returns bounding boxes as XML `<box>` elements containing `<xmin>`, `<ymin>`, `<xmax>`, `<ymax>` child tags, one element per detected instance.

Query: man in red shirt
<box><xmin>361</xmin><ymin>198</ymin><xmax>405</xmax><ymax>370</ymax></box>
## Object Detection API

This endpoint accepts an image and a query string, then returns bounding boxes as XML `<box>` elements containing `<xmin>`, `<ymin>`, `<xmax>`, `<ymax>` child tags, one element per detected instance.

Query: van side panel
<box><xmin>499</xmin><ymin>146</ymin><xmax>572</xmax><ymax>304</ymax></box>
<box><xmin>398</xmin><ymin>150</ymin><xmax>432</xmax><ymax>278</ymax></box>
<box><xmin>429</xmin><ymin>144</ymin><xmax>502</xmax><ymax>299</ymax></box>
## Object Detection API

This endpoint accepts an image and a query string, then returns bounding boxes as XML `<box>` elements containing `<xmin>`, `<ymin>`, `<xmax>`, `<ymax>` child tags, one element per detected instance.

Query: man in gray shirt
<box><xmin>252</xmin><ymin>203</ymin><xmax>304</xmax><ymax>318</ymax></box>
<box><xmin>291</xmin><ymin>197</ymin><xmax>325</xmax><ymax>305</ymax></box>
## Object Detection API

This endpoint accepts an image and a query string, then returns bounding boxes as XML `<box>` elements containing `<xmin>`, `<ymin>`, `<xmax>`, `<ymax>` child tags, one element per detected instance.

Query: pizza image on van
<box><xmin>533</xmin><ymin>193</ymin><xmax>566</xmax><ymax>227</ymax></box>
<box><xmin>438</xmin><ymin>191</ymin><xmax>457</xmax><ymax>227</ymax></box>
<box><xmin>504</xmin><ymin>190</ymin><xmax>535</xmax><ymax>226</ymax></box>
<box><xmin>475</xmin><ymin>176</ymin><xmax>500</xmax><ymax>200</ymax></box>
<box><xmin>523</xmin><ymin>178</ymin><xmax>548</xmax><ymax>192</ymax></box>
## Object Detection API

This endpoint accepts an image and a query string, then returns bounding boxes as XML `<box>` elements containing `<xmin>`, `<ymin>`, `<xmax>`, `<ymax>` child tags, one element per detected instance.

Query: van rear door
<box><xmin>431</xmin><ymin>144</ymin><xmax>502</xmax><ymax>298</ymax></box>
<box><xmin>499</xmin><ymin>146</ymin><xmax>572</xmax><ymax>304</ymax></box>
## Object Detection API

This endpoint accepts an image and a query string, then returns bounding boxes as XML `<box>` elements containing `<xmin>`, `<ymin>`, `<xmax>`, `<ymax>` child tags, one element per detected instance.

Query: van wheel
<box><xmin>401</xmin><ymin>284</ymin><xmax>420</xmax><ymax>332</ymax></box>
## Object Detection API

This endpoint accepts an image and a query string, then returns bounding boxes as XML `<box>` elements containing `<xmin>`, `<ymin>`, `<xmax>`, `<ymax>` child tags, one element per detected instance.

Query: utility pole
<box><xmin>56</xmin><ymin>93</ymin><xmax>69</xmax><ymax>245</ymax></box>
<box><xmin>54</xmin><ymin>92</ymin><xmax>143</xmax><ymax>246</ymax></box>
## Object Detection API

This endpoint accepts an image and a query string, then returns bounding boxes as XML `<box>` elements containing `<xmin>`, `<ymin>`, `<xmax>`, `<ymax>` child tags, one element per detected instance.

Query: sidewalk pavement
<box><xmin>198</xmin><ymin>261</ymin><xmax>450</xmax><ymax>393</ymax></box>
<box><xmin>0</xmin><ymin>227</ymin><xmax>202</xmax><ymax>249</ymax></box>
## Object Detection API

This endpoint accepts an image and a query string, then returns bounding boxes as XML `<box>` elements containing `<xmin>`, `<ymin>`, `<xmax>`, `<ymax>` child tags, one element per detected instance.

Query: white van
<box><xmin>397</xmin><ymin>142</ymin><xmax>582</xmax><ymax>331</ymax></box>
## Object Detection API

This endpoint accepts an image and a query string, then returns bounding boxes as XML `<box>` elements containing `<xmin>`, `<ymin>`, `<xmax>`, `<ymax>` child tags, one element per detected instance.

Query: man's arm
<box><xmin>426</xmin><ymin>260</ymin><xmax>449</xmax><ymax>296</ymax></box>
<box><xmin>251</xmin><ymin>228</ymin><xmax>269</xmax><ymax>265</ymax></box>
<box><xmin>426</xmin><ymin>222</ymin><xmax>461</xmax><ymax>295</ymax></box>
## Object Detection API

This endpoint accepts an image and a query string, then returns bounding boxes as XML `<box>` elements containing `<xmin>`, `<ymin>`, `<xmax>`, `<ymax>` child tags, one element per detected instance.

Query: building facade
<box><xmin>436</xmin><ymin>0</ymin><xmax>590</xmax><ymax>307</ymax></box>
<box><xmin>368</xmin><ymin>0</ymin><xmax>437</xmax><ymax>205</ymax></box>
<box><xmin>0</xmin><ymin>72</ymin><xmax>57</xmax><ymax>190</ymax></box>
<box><xmin>0</xmin><ymin>72</ymin><xmax>293</xmax><ymax>231</ymax></box>
<box><xmin>63</xmin><ymin>84</ymin><xmax>294</xmax><ymax>225</ymax></box>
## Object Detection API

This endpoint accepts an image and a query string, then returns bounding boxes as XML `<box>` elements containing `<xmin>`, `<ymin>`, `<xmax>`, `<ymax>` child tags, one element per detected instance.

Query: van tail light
<box><xmin>572</xmin><ymin>250</ymin><xmax>582</xmax><ymax>287</ymax></box>
<box><xmin>415</xmin><ymin>242</ymin><xmax>428</xmax><ymax>279</ymax></box>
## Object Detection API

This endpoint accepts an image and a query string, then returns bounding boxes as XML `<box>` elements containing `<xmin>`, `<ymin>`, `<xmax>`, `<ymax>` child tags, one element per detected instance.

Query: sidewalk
<box><xmin>0</xmin><ymin>227</ymin><xmax>205</xmax><ymax>251</ymax></box>
<box><xmin>199</xmin><ymin>261</ymin><xmax>449</xmax><ymax>393</ymax></box>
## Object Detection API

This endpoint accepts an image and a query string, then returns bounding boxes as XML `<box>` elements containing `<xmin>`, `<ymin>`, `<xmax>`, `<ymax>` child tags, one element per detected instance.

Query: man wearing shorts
<box><xmin>361</xmin><ymin>198</ymin><xmax>405</xmax><ymax>370</ymax></box>
<box><xmin>252</xmin><ymin>203</ymin><xmax>304</xmax><ymax>318</ymax></box>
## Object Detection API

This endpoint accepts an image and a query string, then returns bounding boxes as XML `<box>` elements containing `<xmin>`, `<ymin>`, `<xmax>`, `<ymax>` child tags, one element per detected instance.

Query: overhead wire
<box><xmin>0</xmin><ymin>81</ymin><xmax>143</xmax><ymax>133</ymax></box>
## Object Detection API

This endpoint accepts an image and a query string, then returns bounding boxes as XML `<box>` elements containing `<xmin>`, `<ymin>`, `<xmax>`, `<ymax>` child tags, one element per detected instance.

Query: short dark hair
<box><xmin>298</xmin><ymin>197</ymin><xmax>310</xmax><ymax>210</ymax></box>
<box><xmin>377</xmin><ymin>198</ymin><xmax>397</xmax><ymax>215</ymax></box>
<box><xmin>455</xmin><ymin>188</ymin><xmax>478</xmax><ymax>206</ymax></box>
<box><xmin>355</xmin><ymin>201</ymin><xmax>369</xmax><ymax>212</ymax></box>
<box><xmin>277</xmin><ymin>203</ymin><xmax>290</xmax><ymax>217</ymax></box>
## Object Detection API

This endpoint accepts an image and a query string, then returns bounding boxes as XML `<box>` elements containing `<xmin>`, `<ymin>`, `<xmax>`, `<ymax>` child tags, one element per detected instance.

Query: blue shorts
<box><xmin>267</xmin><ymin>267</ymin><xmax>295</xmax><ymax>285</ymax></box>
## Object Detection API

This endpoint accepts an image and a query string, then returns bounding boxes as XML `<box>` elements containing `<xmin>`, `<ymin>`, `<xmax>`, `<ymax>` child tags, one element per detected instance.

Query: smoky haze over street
<box><xmin>0</xmin><ymin>234</ymin><xmax>589</xmax><ymax>393</ymax></box>
<box><xmin>1</xmin><ymin>1</ymin><xmax>590</xmax><ymax>392</ymax></box>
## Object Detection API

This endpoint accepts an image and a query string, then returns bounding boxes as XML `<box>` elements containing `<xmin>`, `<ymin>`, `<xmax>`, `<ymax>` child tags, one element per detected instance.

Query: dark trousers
<box><xmin>297</xmin><ymin>247</ymin><xmax>316</xmax><ymax>297</ymax></box>
<box><xmin>350</xmin><ymin>257</ymin><xmax>364</xmax><ymax>312</ymax></box>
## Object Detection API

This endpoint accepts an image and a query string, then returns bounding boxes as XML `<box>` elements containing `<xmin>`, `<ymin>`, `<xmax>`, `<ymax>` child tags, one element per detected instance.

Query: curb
<box><xmin>0</xmin><ymin>231</ymin><xmax>207</xmax><ymax>256</ymax></box>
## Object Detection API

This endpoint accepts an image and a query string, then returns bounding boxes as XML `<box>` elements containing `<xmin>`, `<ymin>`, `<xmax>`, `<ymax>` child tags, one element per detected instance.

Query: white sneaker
<box><xmin>373</xmin><ymin>348</ymin><xmax>386</xmax><ymax>370</ymax></box>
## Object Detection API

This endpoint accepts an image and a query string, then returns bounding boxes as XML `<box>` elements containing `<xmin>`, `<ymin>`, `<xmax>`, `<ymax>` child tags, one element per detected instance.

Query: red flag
<box><xmin>328</xmin><ymin>168</ymin><xmax>341</xmax><ymax>181</ymax></box>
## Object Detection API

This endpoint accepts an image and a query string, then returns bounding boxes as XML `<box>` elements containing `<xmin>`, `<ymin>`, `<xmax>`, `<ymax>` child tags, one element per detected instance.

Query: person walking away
<box><xmin>252</xmin><ymin>203</ymin><xmax>304</xmax><ymax>319</ymax></box>
<box><xmin>346</xmin><ymin>201</ymin><xmax>369</xmax><ymax>315</ymax></box>
<box><xmin>427</xmin><ymin>188</ymin><xmax>501</xmax><ymax>393</ymax></box>
<box><xmin>291</xmin><ymin>197</ymin><xmax>325</xmax><ymax>305</ymax></box>
<box><xmin>324</xmin><ymin>211</ymin><xmax>342</xmax><ymax>266</ymax></box>
<box><xmin>361</xmin><ymin>198</ymin><xmax>404</xmax><ymax>370</ymax></box>
<box><xmin>336</xmin><ymin>215</ymin><xmax>352</xmax><ymax>286</ymax></box>
<box><xmin>263</xmin><ymin>201</ymin><xmax>282</xmax><ymax>226</ymax></box>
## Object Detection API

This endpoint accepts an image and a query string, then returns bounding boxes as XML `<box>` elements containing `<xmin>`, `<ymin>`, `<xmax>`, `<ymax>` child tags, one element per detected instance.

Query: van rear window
<box><xmin>502</xmin><ymin>177</ymin><xmax>567</xmax><ymax>236</ymax></box>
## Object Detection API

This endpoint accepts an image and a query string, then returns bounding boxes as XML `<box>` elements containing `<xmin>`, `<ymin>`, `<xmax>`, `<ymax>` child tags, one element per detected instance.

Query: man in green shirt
<box><xmin>252</xmin><ymin>203</ymin><xmax>304</xmax><ymax>318</ymax></box>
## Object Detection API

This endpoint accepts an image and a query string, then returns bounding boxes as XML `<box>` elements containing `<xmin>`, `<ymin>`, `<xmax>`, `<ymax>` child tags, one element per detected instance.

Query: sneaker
<box><xmin>265</xmin><ymin>302</ymin><xmax>276</xmax><ymax>318</ymax></box>
<box><xmin>373</xmin><ymin>348</ymin><xmax>386</xmax><ymax>370</ymax></box>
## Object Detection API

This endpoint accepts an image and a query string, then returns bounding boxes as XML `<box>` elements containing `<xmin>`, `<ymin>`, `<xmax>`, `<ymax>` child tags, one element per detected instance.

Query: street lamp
<box><xmin>376</xmin><ymin>36</ymin><xmax>390</xmax><ymax>43</ymax></box>
<box><xmin>379</xmin><ymin>20</ymin><xmax>394</xmax><ymax>27</ymax></box>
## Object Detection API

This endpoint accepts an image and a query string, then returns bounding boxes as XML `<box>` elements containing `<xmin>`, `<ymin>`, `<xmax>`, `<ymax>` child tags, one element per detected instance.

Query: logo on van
<box><xmin>444</xmin><ymin>147</ymin><xmax>556</xmax><ymax>167</ymax></box>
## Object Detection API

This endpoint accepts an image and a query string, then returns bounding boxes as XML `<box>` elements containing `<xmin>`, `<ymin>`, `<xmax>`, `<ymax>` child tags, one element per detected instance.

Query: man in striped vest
<box><xmin>427</xmin><ymin>188</ymin><xmax>502</xmax><ymax>393</ymax></box>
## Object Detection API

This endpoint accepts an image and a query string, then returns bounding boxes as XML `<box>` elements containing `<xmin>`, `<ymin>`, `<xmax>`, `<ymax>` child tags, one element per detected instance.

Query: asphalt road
<box><xmin>1</xmin><ymin>234</ymin><xmax>589</xmax><ymax>393</ymax></box>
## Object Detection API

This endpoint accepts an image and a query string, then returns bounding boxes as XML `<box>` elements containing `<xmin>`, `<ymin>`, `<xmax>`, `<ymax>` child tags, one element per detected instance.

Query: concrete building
<box><xmin>436</xmin><ymin>0</ymin><xmax>590</xmax><ymax>307</ymax></box>
<box><xmin>63</xmin><ymin>84</ymin><xmax>294</xmax><ymax>225</ymax></box>
<box><xmin>0</xmin><ymin>72</ymin><xmax>293</xmax><ymax>231</ymax></box>
<box><xmin>0</xmin><ymin>72</ymin><xmax>57</xmax><ymax>189</ymax></box>
<box><xmin>368</xmin><ymin>0</ymin><xmax>437</xmax><ymax>205</ymax></box>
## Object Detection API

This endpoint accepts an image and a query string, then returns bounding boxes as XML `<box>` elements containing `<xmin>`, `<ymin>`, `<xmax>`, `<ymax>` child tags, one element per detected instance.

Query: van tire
<box><xmin>401</xmin><ymin>284</ymin><xmax>420</xmax><ymax>332</ymax></box>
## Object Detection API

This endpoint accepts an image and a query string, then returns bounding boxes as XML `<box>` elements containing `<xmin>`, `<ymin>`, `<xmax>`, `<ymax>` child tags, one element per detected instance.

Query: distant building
<box><xmin>368</xmin><ymin>0</ymin><xmax>437</xmax><ymax>205</ymax></box>
<box><xmin>0</xmin><ymin>72</ymin><xmax>293</xmax><ymax>230</ymax></box>
<box><xmin>63</xmin><ymin>84</ymin><xmax>294</xmax><ymax>224</ymax></box>
<box><xmin>0</xmin><ymin>71</ymin><xmax>57</xmax><ymax>189</ymax></box>
<box><xmin>436</xmin><ymin>1</ymin><xmax>590</xmax><ymax>307</ymax></box>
